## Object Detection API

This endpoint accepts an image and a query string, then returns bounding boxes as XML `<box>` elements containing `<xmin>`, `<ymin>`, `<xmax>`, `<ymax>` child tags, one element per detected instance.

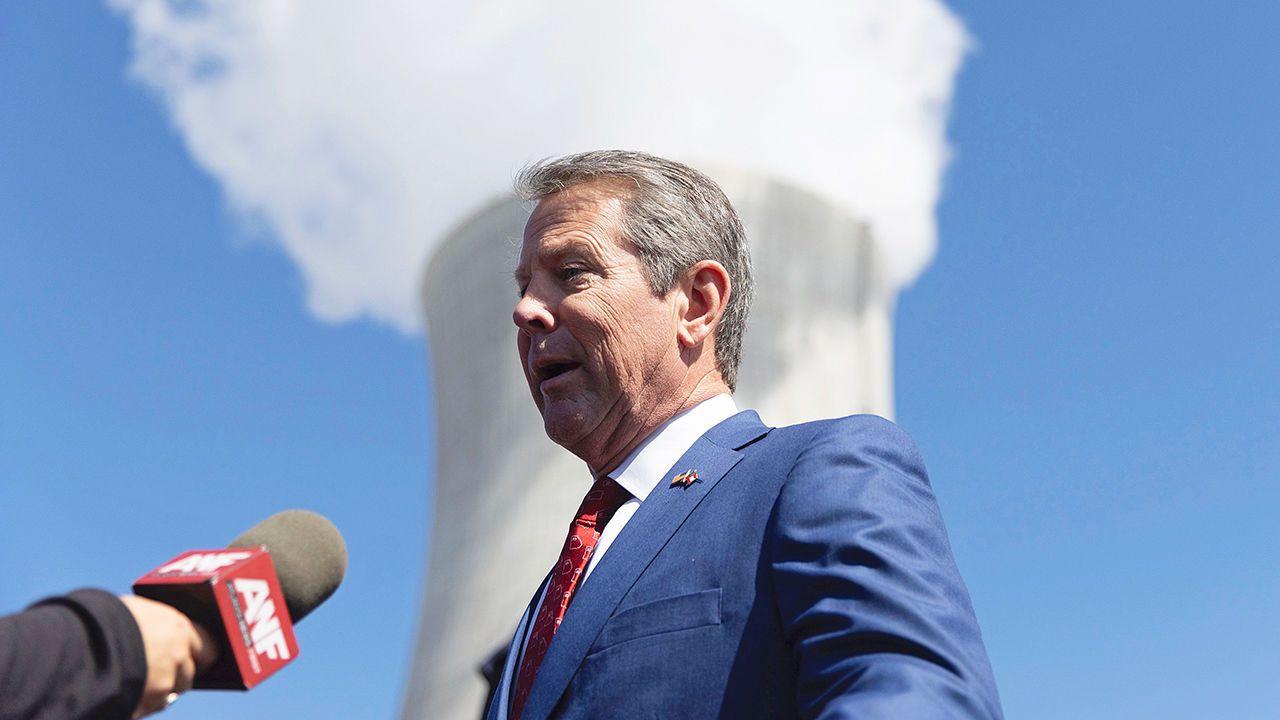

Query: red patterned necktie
<box><xmin>510</xmin><ymin>476</ymin><xmax>631</xmax><ymax>720</ymax></box>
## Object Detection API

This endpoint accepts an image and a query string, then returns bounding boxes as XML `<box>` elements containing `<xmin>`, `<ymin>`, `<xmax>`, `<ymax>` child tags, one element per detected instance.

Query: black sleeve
<box><xmin>0</xmin><ymin>589</ymin><xmax>147</xmax><ymax>720</ymax></box>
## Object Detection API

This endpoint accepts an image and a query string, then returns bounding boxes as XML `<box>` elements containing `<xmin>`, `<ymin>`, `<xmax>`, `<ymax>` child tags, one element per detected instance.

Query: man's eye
<box><xmin>560</xmin><ymin>266</ymin><xmax>587</xmax><ymax>281</ymax></box>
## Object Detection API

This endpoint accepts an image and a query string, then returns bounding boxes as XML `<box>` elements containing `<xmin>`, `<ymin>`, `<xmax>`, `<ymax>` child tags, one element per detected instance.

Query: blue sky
<box><xmin>2</xmin><ymin>2</ymin><xmax>1278</xmax><ymax>719</ymax></box>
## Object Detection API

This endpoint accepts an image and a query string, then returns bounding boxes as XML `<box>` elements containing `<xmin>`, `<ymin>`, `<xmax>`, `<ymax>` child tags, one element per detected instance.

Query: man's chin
<box><xmin>539</xmin><ymin>405</ymin><xmax>593</xmax><ymax>451</ymax></box>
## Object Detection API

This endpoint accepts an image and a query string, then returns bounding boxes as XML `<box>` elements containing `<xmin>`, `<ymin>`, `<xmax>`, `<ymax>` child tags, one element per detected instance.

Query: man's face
<box><xmin>513</xmin><ymin>182</ymin><xmax>684</xmax><ymax>460</ymax></box>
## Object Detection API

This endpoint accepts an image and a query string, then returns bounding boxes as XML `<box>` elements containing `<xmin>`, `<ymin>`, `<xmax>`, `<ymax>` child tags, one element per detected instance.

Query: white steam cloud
<box><xmin>110</xmin><ymin>0</ymin><xmax>968</xmax><ymax>332</ymax></box>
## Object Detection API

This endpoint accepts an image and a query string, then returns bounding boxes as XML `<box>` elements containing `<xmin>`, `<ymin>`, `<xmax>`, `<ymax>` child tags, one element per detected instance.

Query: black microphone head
<box><xmin>229</xmin><ymin>510</ymin><xmax>347</xmax><ymax>623</ymax></box>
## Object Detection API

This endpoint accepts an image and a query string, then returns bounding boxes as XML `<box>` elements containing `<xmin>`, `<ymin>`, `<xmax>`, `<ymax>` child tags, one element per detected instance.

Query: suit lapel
<box><xmin>519</xmin><ymin>411</ymin><xmax>769</xmax><ymax>720</ymax></box>
<box><xmin>487</xmin><ymin>571</ymin><xmax>552</xmax><ymax>720</ymax></box>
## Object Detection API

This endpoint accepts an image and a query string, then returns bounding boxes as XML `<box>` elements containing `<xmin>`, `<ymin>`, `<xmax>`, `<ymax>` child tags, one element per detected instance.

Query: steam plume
<box><xmin>110</xmin><ymin>0</ymin><xmax>968</xmax><ymax>332</ymax></box>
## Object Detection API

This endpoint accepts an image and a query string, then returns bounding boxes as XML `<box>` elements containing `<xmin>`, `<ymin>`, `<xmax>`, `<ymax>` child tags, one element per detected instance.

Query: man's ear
<box><xmin>676</xmin><ymin>260</ymin><xmax>731</xmax><ymax>349</ymax></box>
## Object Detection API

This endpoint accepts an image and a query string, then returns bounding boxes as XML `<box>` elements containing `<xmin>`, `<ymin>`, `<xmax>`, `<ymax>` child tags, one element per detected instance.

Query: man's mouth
<box><xmin>535</xmin><ymin>361</ymin><xmax>580</xmax><ymax>385</ymax></box>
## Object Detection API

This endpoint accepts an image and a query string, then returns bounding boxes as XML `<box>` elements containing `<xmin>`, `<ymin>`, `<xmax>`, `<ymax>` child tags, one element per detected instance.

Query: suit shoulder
<box><xmin>765</xmin><ymin>413</ymin><xmax>930</xmax><ymax>489</ymax></box>
<box><xmin>772</xmin><ymin>413</ymin><xmax>918</xmax><ymax>449</ymax></box>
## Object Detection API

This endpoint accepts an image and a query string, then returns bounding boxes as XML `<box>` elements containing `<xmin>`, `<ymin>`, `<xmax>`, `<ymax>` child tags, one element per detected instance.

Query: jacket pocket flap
<box><xmin>592</xmin><ymin>587</ymin><xmax>722</xmax><ymax>652</ymax></box>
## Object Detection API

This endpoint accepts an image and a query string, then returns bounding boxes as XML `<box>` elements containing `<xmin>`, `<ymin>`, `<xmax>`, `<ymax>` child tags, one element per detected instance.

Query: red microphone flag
<box><xmin>133</xmin><ymin>547</ymin><xmax>300</xmax><ymax>689</ymax></box>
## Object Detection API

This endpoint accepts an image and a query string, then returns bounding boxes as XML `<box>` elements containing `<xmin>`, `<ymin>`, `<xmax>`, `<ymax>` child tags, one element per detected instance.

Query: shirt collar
<box><xmin>608</xmin><ymin>394</ymin><xmax>738</xmax><ymax>501</ymax></box>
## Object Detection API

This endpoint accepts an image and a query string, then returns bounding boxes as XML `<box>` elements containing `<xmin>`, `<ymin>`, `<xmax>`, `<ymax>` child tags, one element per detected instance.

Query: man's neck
<box><xmin>587</xmin><ymin>378</ymin><xmax>730</xmax><ymax>479</ymax></box>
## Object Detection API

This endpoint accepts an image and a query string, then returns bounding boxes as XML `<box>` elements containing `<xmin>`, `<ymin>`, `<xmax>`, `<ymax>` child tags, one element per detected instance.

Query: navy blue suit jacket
<box><xmin>487</xmin><ymin>411</ymin><xmax>1002</xmax><ymax>720</ymax></box>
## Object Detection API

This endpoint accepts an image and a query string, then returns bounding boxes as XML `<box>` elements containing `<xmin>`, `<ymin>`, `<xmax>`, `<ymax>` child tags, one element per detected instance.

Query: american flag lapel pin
<box><xmin>670</xmin><ymin>469</ymin><xmax>700</xmax><ymax>489</ymax></box>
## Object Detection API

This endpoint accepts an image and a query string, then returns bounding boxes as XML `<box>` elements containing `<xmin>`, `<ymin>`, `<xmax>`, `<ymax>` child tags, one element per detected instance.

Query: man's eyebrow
<box><xmin>549</xmin><ymin>236</ymin><xmax>600</xmax><ymax>259</ymax></box>
<box><xmin>511</xmin><ymin>237</ymin><xmax>601</xmax><ymax>287</ymax></box>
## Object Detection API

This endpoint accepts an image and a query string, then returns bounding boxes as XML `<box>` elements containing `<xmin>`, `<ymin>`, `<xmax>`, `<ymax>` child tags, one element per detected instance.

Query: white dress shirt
<box><xmin>587</xmin><ymin>392</ymin><xmax>738</xmax><ymax>579</ymax></box>
<box><xmin>509</xmin><ymin>394</ymin><xmax>739</xmax><ymax>692</ymax></box>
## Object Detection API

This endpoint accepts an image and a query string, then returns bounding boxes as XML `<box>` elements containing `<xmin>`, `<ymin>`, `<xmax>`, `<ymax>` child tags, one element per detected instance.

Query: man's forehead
<box><xmin>519</xmin><ymin>233</ymin><xmax>590</xmax><ymax>260</ymax></box>
<box><xmin>518</xmin><ymin>186</ymin><xmax>627</xmax><ymax>260</ymax></box>
<box><xmin>526</xmin><ymin>183</ymin><xmax>626</xmax><ymax>233</ymax></box>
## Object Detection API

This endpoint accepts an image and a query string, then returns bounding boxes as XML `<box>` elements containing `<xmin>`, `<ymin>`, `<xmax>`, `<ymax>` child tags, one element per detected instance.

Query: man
<box><xmin>489</xmin><ymin>150</ymin><xmax>1001</xmax><ymax>719</ymax></box>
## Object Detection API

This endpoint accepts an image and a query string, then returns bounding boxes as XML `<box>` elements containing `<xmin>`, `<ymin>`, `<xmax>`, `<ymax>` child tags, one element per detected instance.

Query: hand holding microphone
<box><xmin>0</xmin><ymin>510</ymin><xmax>345</xmax><ymax>720</ymax></box>
<box><xmin>132</xmin><ymin>510</ymin><xmax>348</xmax><ymax>696</ymax></box>
<box><xmin>117</xmin><ymin>595</ymin><xmax>217</xmax><ymax>718</ymax></box>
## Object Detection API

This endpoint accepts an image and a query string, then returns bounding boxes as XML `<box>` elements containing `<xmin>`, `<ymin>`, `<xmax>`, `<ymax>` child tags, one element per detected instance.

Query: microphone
<box><xmin>132</xmin><ymin>510</ymin><xmax>347</xmax><ymax>689</ymax></box>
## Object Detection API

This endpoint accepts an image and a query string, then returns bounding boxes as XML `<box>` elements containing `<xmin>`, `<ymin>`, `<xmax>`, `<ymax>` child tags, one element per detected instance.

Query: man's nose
<box><xmin>513</xmin><ymin>288</ymin><xmax>555</xmax><ymax>335</ymax></box>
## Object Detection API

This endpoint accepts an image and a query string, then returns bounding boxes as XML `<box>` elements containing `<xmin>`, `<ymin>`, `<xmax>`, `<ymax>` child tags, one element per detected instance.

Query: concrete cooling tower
<box><xmin>402</xmin><ymin>168</ymin><xmax>895</xmax><ymax>720</ymax></box>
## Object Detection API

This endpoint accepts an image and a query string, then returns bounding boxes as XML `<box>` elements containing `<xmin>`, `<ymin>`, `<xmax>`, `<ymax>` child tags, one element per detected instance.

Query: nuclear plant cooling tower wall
<box><xmin>403</xmin><ymin>169</ymin><xmax>894</xmax><ymax>720</ymax></box>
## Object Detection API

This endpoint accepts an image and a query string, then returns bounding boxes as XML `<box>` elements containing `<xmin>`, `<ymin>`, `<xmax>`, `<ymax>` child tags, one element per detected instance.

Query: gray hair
<box><xmin>514</xmin><ymin>150</ymin><xmax>754</xmax><ymax>391</ymax></box>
